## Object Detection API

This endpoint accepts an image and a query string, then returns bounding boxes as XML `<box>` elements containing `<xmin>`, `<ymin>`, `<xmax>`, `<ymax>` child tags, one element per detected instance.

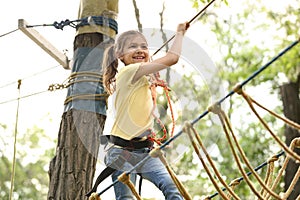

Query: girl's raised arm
<box><xmin>132</xmin><ymin>22</ymin><xmax>189</xmax><ymax>83</ymax></box>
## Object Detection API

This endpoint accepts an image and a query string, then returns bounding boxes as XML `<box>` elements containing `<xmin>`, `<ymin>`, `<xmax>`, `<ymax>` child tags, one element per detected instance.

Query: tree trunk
<box><xmin>48</xmin><ymin>110</ymin><xmax>105</xmax><ymax>199</ymax></box>
<box><xmin>47</xmin><ymin>1</ymin><xmax>118</xmax><ymax>199</ymax></box>
<box><xmin>280</xmin><ymin>75</ymin><xmax>300</xmax><ymax>200</ymax></box>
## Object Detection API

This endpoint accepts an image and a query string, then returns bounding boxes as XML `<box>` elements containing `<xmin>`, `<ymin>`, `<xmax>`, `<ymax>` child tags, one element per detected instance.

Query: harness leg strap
<box><xmin>86</xmin><ymin>166</ymin><xmax>116</xmax><ymax>197</ymax></box>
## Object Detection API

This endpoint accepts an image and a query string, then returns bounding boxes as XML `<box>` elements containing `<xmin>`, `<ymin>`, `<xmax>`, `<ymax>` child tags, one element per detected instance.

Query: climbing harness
<box><xmin>86</xmin><ymin>74</ymin><xmax>176</xmax><ymax>197</ymax></box>
<box><xmin>86</xmin><ymin>0</ymin><xmax>217</xmax><ymax>197</ymax></box>
<box><xmin>86</xmin><ymin>134</ymin><xmax>154</xmax><ymax>197</ymax></box>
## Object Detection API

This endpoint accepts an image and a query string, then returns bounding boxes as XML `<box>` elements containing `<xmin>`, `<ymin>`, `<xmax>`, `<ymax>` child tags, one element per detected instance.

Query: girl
<box><xmin>102</xmin><ymin>22</ymin><xmax>189</xmax><ymax>200</ymax></box>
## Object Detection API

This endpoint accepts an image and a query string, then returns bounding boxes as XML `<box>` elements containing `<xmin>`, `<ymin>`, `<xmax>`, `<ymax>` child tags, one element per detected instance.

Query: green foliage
<box><xmin>171</xmin><ymin>0</ymin><xmax>298</xmax><ymax>199</ymax></box>
<box><xmin>215</xmin><ymin>1</ymin><xmax>299</xmax><ymax>87</ymax></box>
<box><xmin>190</xmin><ymin>0</ymin><xmax>228</xmax><ymax>9</ymax></box>
<box><xmin>0</xmin><ymin>125</ymin><xmax>55</xmax><ymax>199</ymax></box>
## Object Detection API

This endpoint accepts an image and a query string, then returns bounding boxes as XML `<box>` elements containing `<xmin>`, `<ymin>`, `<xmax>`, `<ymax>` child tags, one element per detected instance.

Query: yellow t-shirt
<box><xmin>111</xmin><ymin>63</ymin><xmax>154</xmax><ymax>140</ymax></box>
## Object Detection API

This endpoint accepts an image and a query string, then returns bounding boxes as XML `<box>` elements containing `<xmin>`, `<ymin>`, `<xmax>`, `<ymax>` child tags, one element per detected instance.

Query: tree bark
<box><xmin>47</xmin><ymin>34</ymin><xmax>108</xmax><ymax>199</ymax></box>
<box><xmin>48</xmin><ymin>110</ymin><xmax>105</xmax><ymax>199</ymax></box>
<box><xmin>47</xmin><ymin>0</ymin><xmax>118</xmax><ymax>199</ymax></box>
<box><xmin>280</xmin><ymin>75</ymin><xmax>300</xmax><ymax>200</ymax></box>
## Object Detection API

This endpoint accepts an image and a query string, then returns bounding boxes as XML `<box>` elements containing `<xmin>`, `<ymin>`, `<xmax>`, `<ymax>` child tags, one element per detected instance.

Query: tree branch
<box><xmin>132</xmin><ymin>0</ymin><xmax>143</xmax><ymax>32</ymax></box>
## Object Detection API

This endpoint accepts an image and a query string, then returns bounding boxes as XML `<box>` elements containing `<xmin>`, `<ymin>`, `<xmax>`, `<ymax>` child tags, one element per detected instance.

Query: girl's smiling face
<box><xmin>119</xmin><ymin>35</ymin><xmax>149</xmax><ymax>65</ymax></box>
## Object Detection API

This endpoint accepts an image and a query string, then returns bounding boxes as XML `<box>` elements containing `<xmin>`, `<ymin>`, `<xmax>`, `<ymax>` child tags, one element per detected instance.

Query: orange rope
<box><xmin>147</xmin><ymin>72</ymin><xmax>176</xmax><ymax>145</ymax></box>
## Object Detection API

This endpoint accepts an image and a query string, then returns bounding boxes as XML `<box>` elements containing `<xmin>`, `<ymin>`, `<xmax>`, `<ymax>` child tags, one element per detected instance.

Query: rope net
<box><xmin>0</xmin><ymin>2</ymin><xmax>299</xmax><ymax>198</ymax></box>
<box><xmin>88</xmin><ymin>39</ymin><xmax>300</xmax><ymax>199</ymax></box>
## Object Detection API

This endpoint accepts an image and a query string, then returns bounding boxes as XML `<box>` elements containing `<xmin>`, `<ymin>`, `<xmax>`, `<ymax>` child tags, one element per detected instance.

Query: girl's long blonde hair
<box><xmin>102</xmin><ymin>30</ymin><xmax>146</xmax><ymax>94</ymax></box>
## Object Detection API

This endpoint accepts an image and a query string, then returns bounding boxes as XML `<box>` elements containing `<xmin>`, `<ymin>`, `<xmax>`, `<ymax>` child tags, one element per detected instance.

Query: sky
<box><xmin>0</xmin><ymin>0</ymin><xmax>296</xmax><ymax>199</ymax></box>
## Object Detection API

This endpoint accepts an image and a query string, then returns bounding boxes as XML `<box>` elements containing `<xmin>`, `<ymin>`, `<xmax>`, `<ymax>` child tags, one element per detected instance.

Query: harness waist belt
<box><xmin>86</xmin><ymin>135</ymin><xmax>153</xmax><ymax>197</ymax></box>
<box><xmin>100</xmin><ymin>135</ymin><xmax>154</xmax><ymax>149</ymax></box>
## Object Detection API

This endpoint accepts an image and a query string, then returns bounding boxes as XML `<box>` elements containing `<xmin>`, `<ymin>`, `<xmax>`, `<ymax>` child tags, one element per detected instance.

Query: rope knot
<box><xmin>183</xmin><ymin>121</ymin><xmax>193</xmax><ymax>133</ymax></box>
<box><xmin>233</xmin><ymin>83</ymin><xmax>243</xmax><ymax>95</ymax></box>
<box><xmin>118</xmin><ymin>172</ymin><xmax>130</xmax><ymax>184</ymax></box>
<box><xmin>48</xmin><ymin>83</ymin><xmax>66</xmax><ymax>91</ymax></box>
<box><xmin>229</xmin><ymin>178</ymin><xmax>241</xmax><ymax>188</ymax></box>
<box><xmin>267</xmin><ymin>154</ymin><xmax>279</xmax><ymax>163</ymax></box>
<box><xmin>53</xmin><ymin>19</ymin><xmax>71</xmax><ymax>30</ymax></box>
<box><xmin>149</xmin><ymin>147</ymin><xmax>162</xmax><ymax>158</ymax></box>
<box><xmin>150</xmin><ymin>147</ymin><xmax>168</xmax><ymax>166</ymax></box>
<box><xmin>117</xmin><ymin>172</ymin><xmax>142</xmax><ymax>200</ymax></box>
<box><xmin>207</xmin><ymin>103</ymin><xmax>222</xmax><ymax>114</ymax></box>
<box><xmin>291</xmin><ymin>137</ymin><xmax>300</xmax><ymax>149</ymax></box>
<box><xmin>88</xmin><ymin>193</ymin><xmax>101</xmax><ymax>200</ymax></box>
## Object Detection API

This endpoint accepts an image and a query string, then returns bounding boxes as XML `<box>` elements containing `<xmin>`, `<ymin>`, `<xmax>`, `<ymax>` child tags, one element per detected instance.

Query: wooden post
<box><xmin>18</xmin><ymin>19</ymin><xmax>70</xmax><ymax>69</ymax></box>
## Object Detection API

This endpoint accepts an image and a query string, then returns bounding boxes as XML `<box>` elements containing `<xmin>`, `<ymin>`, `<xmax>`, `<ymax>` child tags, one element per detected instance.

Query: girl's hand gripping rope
<box><xmin>176</xmin><ymin>22</ymin><xmax>190</xmax><ymax>35</ymax></box>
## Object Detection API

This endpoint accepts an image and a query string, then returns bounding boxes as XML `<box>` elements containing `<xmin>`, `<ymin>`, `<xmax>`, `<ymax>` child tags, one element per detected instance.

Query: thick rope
<box><xmin>234</xmin><ymin>87</ymin><xmax>300</xmax><ymax>162</ymax></box>
<box><xmin>64</xmin><ymin>71</ymin><xmax>103</xmax><ymax>88</ymax></box>
<box><xmin>64</xmin><ymin>93</ymin><xmax>109</xmax><ymax>105</ymax></box>
<box><xmin>247</xmin><ymin>93</ymin><xmax>300</xmax><ymax>130</ymax></box>
<box><xmin>182</xmin><ymin>122</ymin><xmax>233</xmax><ymax>200</ymax></box>
<box><xmin>260</xmin><ymin>155</ymin><xmax>278</xmax><ymax>198</ymax></box>
<box><xmin>281</xmin><ymin>139</ymin><xmax>300</xmax><ymax>199</ymax></box>
<box><xmin>282</xmin><ymin>167</ymin><xmax>300</xmax><ymax>199</ymax></box>
<box><xmin>223</xmin><ymin>105</ymin><xmax>284</xmax><ymax>199</ymax></box>
<box><xmin>149</xmin><ymin>147</ymin><xmax>192</xmax><ymax>200</ymax></box>
<box><xmin>57</xmin><ymin>71</ymin><xmax>109</xmax><ymax>105</ymax></box>
<box><xmin>208</xmin><ymin>103</ymin><xmax>282</xmax><ymax>199</ymax></box>
<box><xmin>208</xmin><ymin>103</ymin><xmax>261</xmax><ymax>198</ymax></box>
<box><xmin>265</xmin><ymin>155</ymin><xmax>289</xmax><ymax>200</ymax></box>
<box><xmin>206</xmin><ymin>151</ymin><xmax>285</xmax><ymax>199</ymax></box>
<box><xmin>267</xmin><ymin>138</ymin><xmax>300</xmax><ymax>200</ymax></box>
<box><xmin>184</xmin><ymin>121</ymin><xmax>241</xmax><ymax>199</ymax></box>
<box><xmin>118</xmin><ymin>173</ymin><xmax>142</xmax><ymax>200</ymax></box>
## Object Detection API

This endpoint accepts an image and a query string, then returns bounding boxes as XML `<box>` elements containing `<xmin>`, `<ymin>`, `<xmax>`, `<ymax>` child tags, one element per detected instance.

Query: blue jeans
<box><xmin>105</xmin><ymin>147</ymin><xmax>183</xmax><ymax>200</ymax></box>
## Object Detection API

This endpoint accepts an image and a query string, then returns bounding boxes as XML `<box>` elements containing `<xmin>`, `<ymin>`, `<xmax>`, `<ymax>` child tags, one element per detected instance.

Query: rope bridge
<box><xmin>88</xmin><ymin>38</ymin><xmax>300</xmax><ymax>199</ymax></box>
<box><xmin>1</xmin><ymin>1</ymin><xmax>299</xmax><ymax>199</ymax></box>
